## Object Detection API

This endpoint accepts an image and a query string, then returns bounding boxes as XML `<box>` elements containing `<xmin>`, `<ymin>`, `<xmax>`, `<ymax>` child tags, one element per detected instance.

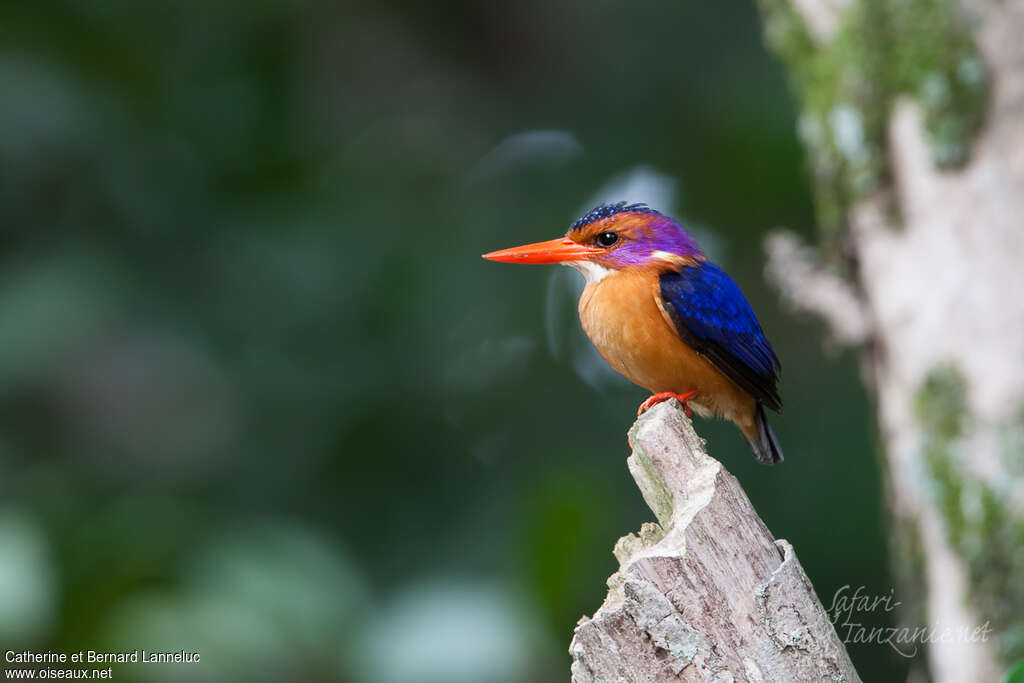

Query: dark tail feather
<box><xmin>745</xmin><ymin>403</ymin><xmax>784</xmax><ymax>465</ymax></box>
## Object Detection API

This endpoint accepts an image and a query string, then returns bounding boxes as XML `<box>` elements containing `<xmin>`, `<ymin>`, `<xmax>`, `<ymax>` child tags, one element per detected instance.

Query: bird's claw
<box><xmin>637</xmin><ymin>391</ymin><xmax>699</xmax><ymax>418</ymax></box>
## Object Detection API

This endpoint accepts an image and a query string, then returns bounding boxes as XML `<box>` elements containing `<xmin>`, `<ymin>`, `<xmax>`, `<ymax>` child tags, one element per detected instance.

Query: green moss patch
<box><xmin>916</xmin><ymin>365</ymin><xmax>1024</xmax><ymax>663</ymax></box>
<box><xmin>758</xmin><ymin>0</ymin><xmax>988</xmax><ymax>233</ymax></box>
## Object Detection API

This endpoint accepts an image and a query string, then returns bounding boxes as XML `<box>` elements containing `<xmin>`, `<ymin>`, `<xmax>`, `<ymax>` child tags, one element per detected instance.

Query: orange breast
<box><xmin>577</xmin><ymin>268</ymin><xmax>756</xmax><ymax>430</ymax></box>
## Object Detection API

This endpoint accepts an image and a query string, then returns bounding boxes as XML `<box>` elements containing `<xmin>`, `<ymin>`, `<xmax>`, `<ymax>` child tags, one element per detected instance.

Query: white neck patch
<box><xmin>651</xmin><ymin>250</ymin><xmax>692</xmax><ymax>266</ymax></box>
<box><xmin>566</xmin><ymin>260</ymin><xmax>612</xmax><ymax>284</ymax></box>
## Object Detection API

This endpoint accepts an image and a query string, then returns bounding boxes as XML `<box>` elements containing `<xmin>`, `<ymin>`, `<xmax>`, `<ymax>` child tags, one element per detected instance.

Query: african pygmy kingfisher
<box><xmin>483</xmin><ymin>202</ymin><xmax>783</xmax><ymax>464</ymax></box>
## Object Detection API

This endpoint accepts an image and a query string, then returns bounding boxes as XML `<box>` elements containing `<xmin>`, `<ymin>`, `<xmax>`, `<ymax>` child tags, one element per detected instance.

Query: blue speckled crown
<box><xmin>571</xmin><ymin>201</ymin><xmax>661</xmax><ymax>230</ymax></box>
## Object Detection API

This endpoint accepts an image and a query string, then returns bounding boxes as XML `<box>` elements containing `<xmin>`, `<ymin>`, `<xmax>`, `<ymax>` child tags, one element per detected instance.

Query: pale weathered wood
<box><xmin>569</xmin><ymin>401</ymin><xmax>860</xmax><ymax>682</ymax></box>
<box><xmin>759</xmin><ymin>1</ymin><xmax>1024</xmax><ymax>680</ymax></box>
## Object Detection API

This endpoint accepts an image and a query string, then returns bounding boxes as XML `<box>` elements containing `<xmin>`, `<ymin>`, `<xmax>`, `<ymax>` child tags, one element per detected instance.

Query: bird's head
<box><xmin>483</xmin><ymin>202</ymin><xmax>704</xmax><ymax>283</ymax></box>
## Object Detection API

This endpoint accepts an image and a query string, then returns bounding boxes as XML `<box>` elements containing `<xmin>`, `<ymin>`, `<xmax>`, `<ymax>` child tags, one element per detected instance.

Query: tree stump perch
<box><xmin>569</xmin><ymin>401</ymin><xmax>860</xmax><ymax>682</ymax></box>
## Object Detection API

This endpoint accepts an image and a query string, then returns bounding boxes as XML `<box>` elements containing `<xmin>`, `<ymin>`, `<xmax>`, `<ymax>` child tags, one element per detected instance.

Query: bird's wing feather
<box><xmin>658</xmin><ymin>263</ymin><xmax>782</xmax><ymax>411</ymax></box>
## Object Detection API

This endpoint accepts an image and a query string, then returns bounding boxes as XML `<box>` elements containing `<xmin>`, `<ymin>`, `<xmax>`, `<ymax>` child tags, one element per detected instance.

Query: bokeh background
<box><xmin>0</xmin><ymin>1</ymin><xmax>904</xmax><ymax>681</ymax></box>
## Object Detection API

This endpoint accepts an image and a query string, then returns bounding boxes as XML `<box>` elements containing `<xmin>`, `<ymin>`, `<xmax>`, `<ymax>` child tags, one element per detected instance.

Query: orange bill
<box><xmin>482</xmin><ymin>237</ymin><xmax>602</xmax><ymax>264</ymax></box>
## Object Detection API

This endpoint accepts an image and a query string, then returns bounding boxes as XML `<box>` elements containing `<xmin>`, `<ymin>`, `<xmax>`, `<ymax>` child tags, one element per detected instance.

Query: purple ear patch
<box><xmin>572</xmin><ymin>202</ymin><xmax>703</xmax><ymax>269</ymax></box>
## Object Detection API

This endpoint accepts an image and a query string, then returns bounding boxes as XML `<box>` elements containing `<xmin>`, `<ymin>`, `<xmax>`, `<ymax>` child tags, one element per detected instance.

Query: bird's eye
<box><xmin>596</xmin><ymin>231</ymin><xmax>619</xmax><ymax>247</ymax></box>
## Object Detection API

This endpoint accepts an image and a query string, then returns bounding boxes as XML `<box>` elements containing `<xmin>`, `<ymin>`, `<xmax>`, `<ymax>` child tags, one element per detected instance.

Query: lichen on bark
<box><xmin>916</xmin><ymin>365</ymin><xmax>1024</xmax><ymax>662</ymax></box>
<box><xmin>757</xmin><ymin>0</ymin><xmax>988</xmax><ymax>233</ymax></box>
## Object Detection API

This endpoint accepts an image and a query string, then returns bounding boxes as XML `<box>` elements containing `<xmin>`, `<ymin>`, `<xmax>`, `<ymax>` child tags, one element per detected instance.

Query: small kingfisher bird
<box><xmin>483</xmin><ymin>202</ymin><xmax>783</xmax><ymax>464</ymax></box>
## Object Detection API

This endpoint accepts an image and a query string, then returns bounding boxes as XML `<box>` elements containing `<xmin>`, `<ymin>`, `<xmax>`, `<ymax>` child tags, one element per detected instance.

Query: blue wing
<box><xmin>659</xmin><ymin>262</ymin><xmax>782</xmax><ymax>411</ymax></box>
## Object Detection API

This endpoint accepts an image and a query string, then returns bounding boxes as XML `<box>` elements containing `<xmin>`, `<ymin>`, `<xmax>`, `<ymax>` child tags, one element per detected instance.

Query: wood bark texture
<box><xmin>569</xmin><ymin>401</ymin><xmax>860</xmax><ymax>682</ymax></box>
<box><xmin>762</xmin><ymin>1</ymin><xmax>1024</xmax><ymax>681</ymax></box>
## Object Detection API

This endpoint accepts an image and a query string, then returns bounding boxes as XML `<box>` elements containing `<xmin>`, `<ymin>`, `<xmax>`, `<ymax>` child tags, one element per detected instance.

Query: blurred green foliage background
<box><xmin>0</xmin><ymin>1</ymin><xmax>905</xmax><ymax>681</ymax></box>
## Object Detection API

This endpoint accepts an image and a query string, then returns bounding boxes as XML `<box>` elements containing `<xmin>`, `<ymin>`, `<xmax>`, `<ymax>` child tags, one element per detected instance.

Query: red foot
<box><xmin>637</xmin><ymin>391</ymin><xmax>699</xmax><ymax>418</ymax></box>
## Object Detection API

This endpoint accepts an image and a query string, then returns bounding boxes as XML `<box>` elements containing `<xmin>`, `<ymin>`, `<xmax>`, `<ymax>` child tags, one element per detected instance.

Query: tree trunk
<box><xmin>569</xmin><ymin>401</ymin><xmax>860</xmax><ymax>682</ymax></box>
<box><xmin>757</xmin><ymin>1</ymin><xmax>1024</xmax><ymax>680</ymax></box>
